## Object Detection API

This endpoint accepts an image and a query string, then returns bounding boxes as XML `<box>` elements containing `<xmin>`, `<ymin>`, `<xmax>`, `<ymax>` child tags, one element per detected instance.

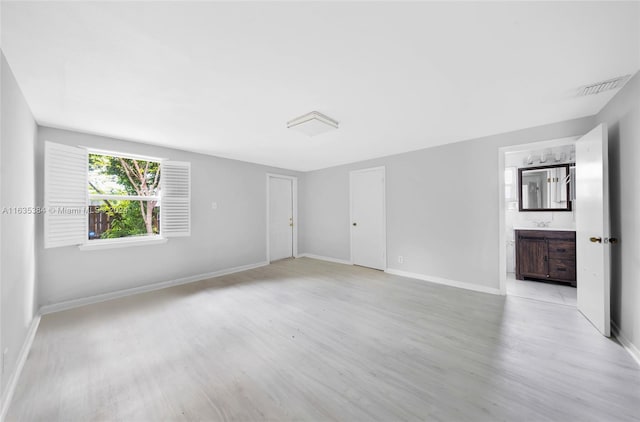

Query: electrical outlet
<box><xmin>398</xmin><ymin>256</ymin><xmax>404</xmax><ymax>264</ymax></box>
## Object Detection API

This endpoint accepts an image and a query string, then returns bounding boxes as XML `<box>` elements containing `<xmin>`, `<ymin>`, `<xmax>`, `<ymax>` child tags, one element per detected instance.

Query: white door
<box><xmin>269</xmin><ymin>177</ymin><xmax>293</xmax><ymax>262</ymax></box>
<box><xmin>350</xmin><ymin>167</ymin><xmax>386</xmax><ymax>270</ymax></box>
<box><xmin>576</xmin><ymin>124</ymin><xmax>612</xmax><ymax>337</ymax></box>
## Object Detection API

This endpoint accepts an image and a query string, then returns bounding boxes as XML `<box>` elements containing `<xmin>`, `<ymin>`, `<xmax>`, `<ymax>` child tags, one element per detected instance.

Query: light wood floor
<box><xmin>7</xmin><ymin>258</ymin><xmax>640</xmax><ymax>421</ymax></box>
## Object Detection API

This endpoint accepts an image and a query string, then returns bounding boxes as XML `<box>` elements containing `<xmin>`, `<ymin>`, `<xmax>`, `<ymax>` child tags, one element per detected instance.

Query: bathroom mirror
<box><xmin>518</xmin><ymin>164</ymin><xmax>571</xmax><ymax>211</ymax></box>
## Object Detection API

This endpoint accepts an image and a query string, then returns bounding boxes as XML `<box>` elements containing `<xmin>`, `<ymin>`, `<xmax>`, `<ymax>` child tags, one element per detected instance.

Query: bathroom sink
<box><xmin>512</xmin><ymin>226</ymin><xmax>575</xmax><ymax>231</ymax></box>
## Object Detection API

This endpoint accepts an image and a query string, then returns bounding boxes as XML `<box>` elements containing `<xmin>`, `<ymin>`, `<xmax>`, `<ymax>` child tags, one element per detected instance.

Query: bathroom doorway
<box><xmin>499</xmin><ymin>137</ymin><xmax>578</xmax><ymax>306</ymax></box>
<box><xmin>499</xmin><ymin>126</ymin><xmax>614</xmax><ymax>337</ymax></box>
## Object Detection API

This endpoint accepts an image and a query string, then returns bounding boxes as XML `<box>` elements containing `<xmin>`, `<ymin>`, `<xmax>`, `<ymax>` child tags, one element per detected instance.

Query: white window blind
<box><xmin>160</xmin><ymin>161</ymin><xmax>191</xmax><ymax>237</ymax></box>
<box><xmin>44</xmin><ymin>141</ymin><xmax>87</xmax><ymax>248</ymax></box>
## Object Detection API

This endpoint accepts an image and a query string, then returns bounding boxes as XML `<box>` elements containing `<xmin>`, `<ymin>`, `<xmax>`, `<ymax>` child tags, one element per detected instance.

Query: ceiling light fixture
<box><xmin>287</xmin><ymin>111</ymin><xmax>339</xmax><ymax>136</ymax></box>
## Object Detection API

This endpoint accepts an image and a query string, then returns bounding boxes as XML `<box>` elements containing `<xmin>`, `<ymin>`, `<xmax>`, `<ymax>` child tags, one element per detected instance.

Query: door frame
<box><xmin>349</xmin><ymin>166</ymin><xmax>387</xmax><ymax>270</ymax></box>
<box><xmin>266</xmin><ymin>173</ymin><xmax>298</xmax><ymax>262</ymax></box>
<box><xmin>498</xmin><ymin>136</ymin><xmax>578</xmax><ymax>295</ymax></box>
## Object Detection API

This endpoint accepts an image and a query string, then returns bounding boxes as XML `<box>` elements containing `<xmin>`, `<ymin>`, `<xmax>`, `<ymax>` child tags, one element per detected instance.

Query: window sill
<box><xmin>79</xmin><ymin>236</ymin><xmax>168</xmax><ymax>251</ymax></box>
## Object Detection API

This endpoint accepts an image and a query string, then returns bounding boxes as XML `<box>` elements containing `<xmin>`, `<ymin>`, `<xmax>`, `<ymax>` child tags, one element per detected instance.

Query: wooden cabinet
<box><xmin>515</xmin><ymin>230</ymin><xmax>576</xmax><ymax>286</ymax></box>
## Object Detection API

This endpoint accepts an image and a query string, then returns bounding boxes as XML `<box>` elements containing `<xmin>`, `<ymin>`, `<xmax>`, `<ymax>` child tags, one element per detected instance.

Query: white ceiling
<box><xmin>1</xmin><ymin>1</ymin><xmax>638</xmax><ymax>171</ymax></box>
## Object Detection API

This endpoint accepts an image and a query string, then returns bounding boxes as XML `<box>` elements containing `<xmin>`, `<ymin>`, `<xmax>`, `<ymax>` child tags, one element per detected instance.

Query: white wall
<box><xmin>597</xmin><ymin>72</ymin><xmax>640</xmax><ymax>355</ymax></box>
<box><xmin>36</xmin><ymin>127</ymin><xmax>302</xmax><ymax>306</ymax></box>
<box><xmin>301</xmin><ymin>116</ymin><xmax>596</xmax><ymax>291</ymax></box>
<box><xmin>0</xmin><ymin>52</ymin><xmax>37</xmax><ymax>399</ymax></box>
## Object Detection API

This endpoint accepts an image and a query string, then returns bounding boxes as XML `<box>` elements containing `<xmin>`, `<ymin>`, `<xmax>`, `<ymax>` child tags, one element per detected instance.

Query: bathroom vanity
<box><xmin>515</xmin><ymin>229</ymin><xmax>576</xmax><ymax>286</ymax></box>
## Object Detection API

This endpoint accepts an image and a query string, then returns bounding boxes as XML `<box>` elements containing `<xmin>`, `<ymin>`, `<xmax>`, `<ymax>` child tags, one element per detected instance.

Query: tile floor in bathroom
<box><xmin>507</xmin><ymin>273</ymin><xmax>577</xmax><ymax>306</ymax></box>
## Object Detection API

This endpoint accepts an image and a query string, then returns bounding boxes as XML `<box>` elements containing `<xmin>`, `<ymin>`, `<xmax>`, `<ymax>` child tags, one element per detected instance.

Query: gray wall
<box><xmin>0</xmin><ymin>52</ymin><xmax>37</xmax><ymax>397</ymax></box>
<box><xmin>37</xmin><ymin>127</ymin><xmax>302</xmax><ymax>306</ymax></box>
<box><xmin>597</xmin><ymin>72</ymin><xmax>640</xmax><ymax>352</ymax></box>
<box><xmin>301</xmin><ymin>116</ymin><xmax>596</xmax><ymax>290</ymax></box>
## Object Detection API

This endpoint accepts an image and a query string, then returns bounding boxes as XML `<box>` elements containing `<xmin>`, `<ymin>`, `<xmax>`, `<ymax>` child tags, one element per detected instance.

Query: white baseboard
<box><xmin>385</xmin><ymin>268</ymin><xmax>502</xmax><ymax>295</ymax></box>
<box><xmin>612</xmin><ymin>321</ymin><xmax>640</xmax><ymax>367</ymax></box>
<box><xmin>298</xmin><ymin>253</ymin><xmax>352</xmax><ymax>266</ymax></box>
<box><xmin>298</xmin><ymin>257</ymin><xmax>501</xmax><ymax>296</ymax></box>
<box><xmin>1</xmin><ymin>314</ymin><xmax>41</xmax><ymax>422</ymax></box>
<box><xmin>39</xmin><ymin>261</ymin><xmax>269</xmax><ymax>315</ymax></box>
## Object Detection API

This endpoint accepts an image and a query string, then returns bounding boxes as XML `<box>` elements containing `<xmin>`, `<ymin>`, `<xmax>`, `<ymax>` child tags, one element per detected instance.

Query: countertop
<box><xmin>513</xmin><ymin>227</ymin><xmax>575</xmax><ymax>232</ymax></box>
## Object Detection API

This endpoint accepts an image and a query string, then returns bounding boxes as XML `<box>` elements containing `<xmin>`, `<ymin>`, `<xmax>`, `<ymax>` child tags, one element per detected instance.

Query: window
<box><xmin>44</xmin><ymin>141</ymin><xmax>191</xmax><ymax>249</ymax></box>
<box><xmin>88</xmin><ymin>153</ymin><xmax>161</xmax><ymax>240</ymax></box>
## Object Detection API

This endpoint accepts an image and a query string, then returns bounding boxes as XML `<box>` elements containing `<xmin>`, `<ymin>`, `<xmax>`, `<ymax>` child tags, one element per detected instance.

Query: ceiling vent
<box><xmin>577</xmin><ymin>74</ymin><xmax>631</xmax><ymax>96</ymax></box>
<box><xmin>287</xmin><ymin>111</ymin><xmax>339</xmax><ymax>136</ymax></box>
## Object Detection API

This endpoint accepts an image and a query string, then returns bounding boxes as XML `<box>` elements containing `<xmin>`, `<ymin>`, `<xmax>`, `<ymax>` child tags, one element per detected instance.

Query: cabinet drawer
<box><xmin>548</xmin><ymin>259</ymin><xmax>576</xmax><ymax>281</ymax></box>
<box><xmin>548</xmin><ymin>241</ymin><xmax>576</xmax><ymax>260</ymax></box>
<box><xmin>516</xmin><ymin>230</ymin><xmax>547</xmax><ymax>240</ymax></box>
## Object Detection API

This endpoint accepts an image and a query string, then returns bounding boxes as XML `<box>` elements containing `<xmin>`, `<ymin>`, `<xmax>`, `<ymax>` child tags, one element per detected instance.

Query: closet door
<box><xmin>269</xmin><ymin>177</ymin><xmax>293</xmax><ymax>262</ymax></box>
<box><xmin>350</xmin><ymin>167</ymin><xmax>386</xmax><ymax>270</ymax></box>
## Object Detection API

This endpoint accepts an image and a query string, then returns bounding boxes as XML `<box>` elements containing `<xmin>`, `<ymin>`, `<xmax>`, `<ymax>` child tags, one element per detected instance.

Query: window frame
<box><xmin>44</xmin><ymin>141</ymin><xmax>190</xmax><ymax>250</ymax></box>
<box><xmin>85</xmin><ymin>148</ymin><xmax>165</xmax><ymax>248</ymax></box>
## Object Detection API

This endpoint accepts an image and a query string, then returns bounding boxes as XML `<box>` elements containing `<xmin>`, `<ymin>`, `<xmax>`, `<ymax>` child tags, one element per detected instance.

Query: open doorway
<box><xmin>499</xmin><ymin>137</ymin><xmax>578</xmax><ymax>306</ymax></box>
<box><xmin>499</xmin><ymin>126</ymin><xmax>613</xmax><ymax>337</ymax></box>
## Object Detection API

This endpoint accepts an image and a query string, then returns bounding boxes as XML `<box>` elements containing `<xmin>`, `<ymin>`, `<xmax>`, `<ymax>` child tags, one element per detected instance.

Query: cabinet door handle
<box><xmin>590</xmin><ymin>236</ymin><xmax>602</xmax><ymax>243</ymax></box>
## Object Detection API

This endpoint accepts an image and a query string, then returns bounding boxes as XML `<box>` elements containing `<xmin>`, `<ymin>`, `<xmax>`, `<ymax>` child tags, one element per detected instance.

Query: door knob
<box><xmin>590</xmin><ymin>236</ymin><xmax>602</xmax><ymax>243</ymax></box>
<box><xmin>607</xmin><ymin>237</ymin><xmax>618</xmax><ymax>244</ymax></box>
<box><xmin>352</xmin><ymin>222</ymin><xmax>357</xmax><ymax>226</ymax></box>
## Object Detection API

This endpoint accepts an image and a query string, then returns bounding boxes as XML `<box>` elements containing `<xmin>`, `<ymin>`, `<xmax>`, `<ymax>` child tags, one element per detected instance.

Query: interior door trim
<box><xmin>266</xmin><ymin>173</ymin><xmax>298</xmax><ymax>262</ymax></box>
<box><xmin>349</xmin><ymin>166</ymin><xmax>387</xmax><ymax>270</ymax></box>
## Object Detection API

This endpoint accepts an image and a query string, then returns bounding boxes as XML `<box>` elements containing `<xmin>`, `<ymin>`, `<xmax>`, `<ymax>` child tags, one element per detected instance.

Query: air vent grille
<box><xmin>578</xmin><ymin>75</ymin><xmax>631</xmax><ymax>96</ymax></box>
